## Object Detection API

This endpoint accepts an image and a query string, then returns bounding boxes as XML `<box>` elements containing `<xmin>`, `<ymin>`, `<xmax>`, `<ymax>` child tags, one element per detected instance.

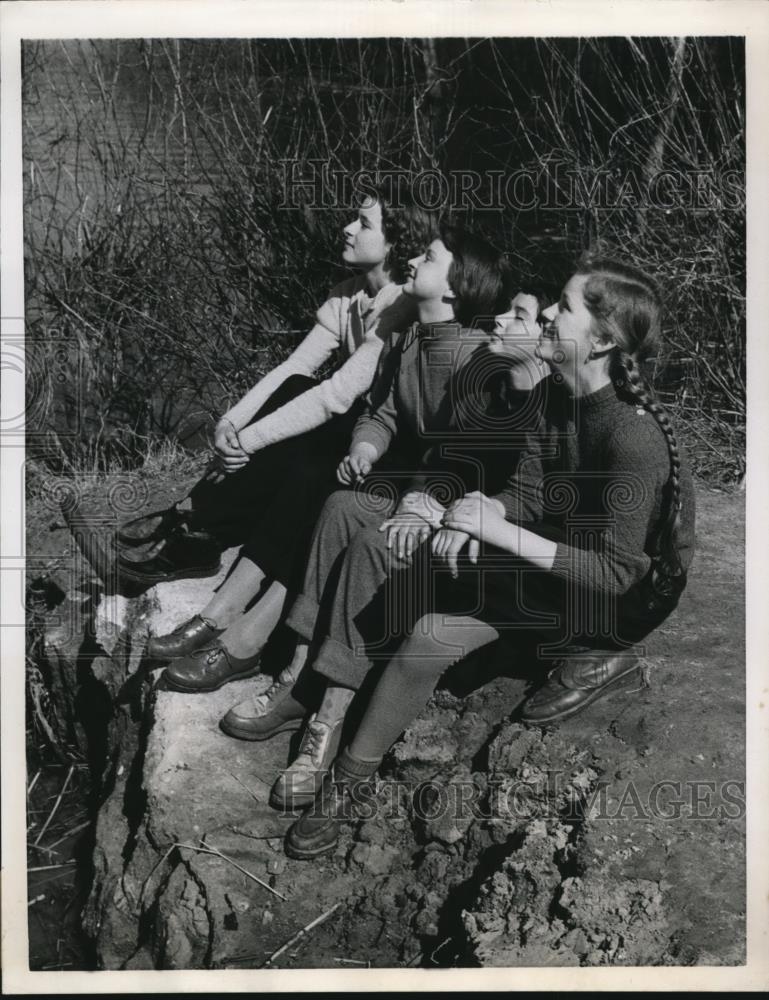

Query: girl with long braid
<box><xmin>282</xmin><ymin>255</ymin><xmax>696</xmax><ymax>861</ymax></box>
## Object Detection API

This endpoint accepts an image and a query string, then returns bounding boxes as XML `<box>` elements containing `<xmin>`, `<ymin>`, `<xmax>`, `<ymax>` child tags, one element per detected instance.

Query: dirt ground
<box><xmin>26</xmin><ymin>473</ymin><xmax>745</xmax><ymax>969</ymax></box>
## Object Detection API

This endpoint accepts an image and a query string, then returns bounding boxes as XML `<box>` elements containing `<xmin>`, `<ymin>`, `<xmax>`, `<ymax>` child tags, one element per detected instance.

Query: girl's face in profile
<box><xmin>537</xmin><ymin>273</ymin><xmax>598</xmax><ymax>371</ymax></box>
<box><xmin>403</xmin><ymin>239</ymin><xmax>454</xmax><ymax>303</ymax></box>
<box><xmin>489</xmin><ymin>292</ymin><xmax>542</xmax><ymax>361</ymax></box>
<box><xmin>342</xmin><ymin>198</ymin><xmax>391</xmax><ymax>269</ymax></box>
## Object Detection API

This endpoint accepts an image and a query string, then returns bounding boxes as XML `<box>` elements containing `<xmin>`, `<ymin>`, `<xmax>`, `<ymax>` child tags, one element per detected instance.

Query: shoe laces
<box><xmin>203</xmin><ymin>645</ymin><xmax>227</xmax><ymax>666</ymax></box>
<box><xmin>295</xmin><ymin>715</ymin><xmax>333</xmax><ymax>767</ymax></box>
<box><xmin>250</xmin><ymin>677</ymin><xmax>287</xmax><ymax>715</ymax></box>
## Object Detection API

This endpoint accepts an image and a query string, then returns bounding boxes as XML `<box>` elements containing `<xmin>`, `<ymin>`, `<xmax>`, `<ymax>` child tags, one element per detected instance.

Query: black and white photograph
<box><xmin>1</xmin><ymin>0</ymin><xmax>767</xmax><ymax>991</ymax></box>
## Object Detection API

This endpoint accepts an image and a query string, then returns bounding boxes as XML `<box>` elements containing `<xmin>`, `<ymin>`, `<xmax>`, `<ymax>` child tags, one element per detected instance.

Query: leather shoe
<box><xmin>163</xmin><ymin>641</ymin><xmax>262</xmax><ymax>693</ymax></box>
<box><xmin>220</xmin><ymin>674</ymin><xmax>308</xmax><ymax>741</ymax></box>
<box><xmin>284</xmin><ymin>751</ymin><xmax>377</xmax><ymax>860</ymax></box>
<box><xmin>118</xmin><ymin>527</ymin><xmax>221</xmax><ymax>585</ymax></box>
<box><xmin>519</xmin><ymin>651</ymin><xmax>641</xmax><ymax>724</ymax></box>
<box><xmin>147</xmin><ymin>614</ymin><xmax>223</xmax><ymax>662</ymax></box>
<box><xmin>118</xmin><ymin>505</ymin><xmax>186</xmax><ymax>548</ymax></box>
<box><xmin>269</xmin><ymin>714</ymin><xmax>344</xmax><ymax>811</ymax></box>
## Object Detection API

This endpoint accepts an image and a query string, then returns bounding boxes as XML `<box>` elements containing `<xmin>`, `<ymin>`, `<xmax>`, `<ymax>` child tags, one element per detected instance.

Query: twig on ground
<box><xmin>430</xmin><ymin>937</ymin><xmax>452</xmax><ymax>963</ymax></box>
<box><xmin>28</xmin><ymin>843</ymin><xmax>60</xmax><ymax>858</ymax></box>
<box><xmin>33</xmin><ymin>764</ymin><xmax>74</xmax><ymax>847</ymax></box>
<box><xmin>261</xmin><ymin>902</ymin><xmax>342</xmax><ymax>968</ymax></box>
<box><xmin>40</xmin><ymin>962</ymin><xmax>73</xmax><ymax>970</ymax></box>
<box><xmin>28</xmin><ymin>894</ymin><xmax>46</xmax><ymax>907</ymax></box>
<box><xmin>333</xmin><ymin>957</ymin><xmax>367</xmax><ymax>965</ymax></box>
<box><xmin>175</xmin><ymin>840</ymin><xmax>287</xmax><ymax>901</ymax></box>
<box><xmin>29</xmin><ymin>869</ymin><xmax>79</xmax><ymax>887</ymax></box>
<box><xmin>27</xmin><ymin>769</ymin><xmax>42</xmax><ymax>795</ymax></box>
<box><xmin>28</xmin><ymin>861</ymin><xmax>77</xmax><ymax>873</ymax></box>
<box><xmin>29</xmin><ymin>683</ymin><xmax>62</xmax><ymax>758</ymax></box>
<box><xmin>44</xmin><ymin>819</ymin><xmax>90</xmax><ymax>851</ymax></box>
<box><xmin>228</xmin><ymin>770</ymin><xmax>262</xmax><ymax>804</ymax></box>
<box><xmin>138</xmin><ymin>844</ymin><xmax>176</xmax><ymax>908</ymax></box>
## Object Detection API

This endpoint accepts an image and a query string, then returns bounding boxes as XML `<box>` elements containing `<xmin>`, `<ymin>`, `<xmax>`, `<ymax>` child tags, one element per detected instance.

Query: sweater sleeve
<box><xmin>491</xmin><ymin>447</ymin><xmax>545</xmax><ymax>524</ymax></box>
<box><xmin>238</xmin><ymin>334</ymin><xmax>387</xmax><ymax>452</ymax></box>
<box><xmin>548</xmin><ymin>418</ymin><xmax>669</xmax><ymax>597</ymax></box>
<box><xmin>237</xmin><ymin>290</ymin><xmax>414</xmax><ymax>453</ymax></box>
<box><xmin>348</xmin><ymin>336</ymin><xmax>403</xmax><ymax>459</ymax></box>
<box><xmin>349</xmin><ymin>375</ymin><xmax>399</xmax><ymax>459</ymax></box>
<box><xmin>223</xmin><ymin>322</ymin><xmax>341</xmax><ymax>435</ymax></box>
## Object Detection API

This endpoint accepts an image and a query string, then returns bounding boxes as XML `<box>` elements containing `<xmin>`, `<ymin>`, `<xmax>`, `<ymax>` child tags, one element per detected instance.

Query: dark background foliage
<box><xmin>23</xmin><ymin>36</ymin><xmax>745</xmax><ymax>480</ymax></box>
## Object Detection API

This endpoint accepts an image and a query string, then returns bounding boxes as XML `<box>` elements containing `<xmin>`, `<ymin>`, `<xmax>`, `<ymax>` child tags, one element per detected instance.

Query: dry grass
<box><xmin>22</xmin><ymin>37</ymin><xmax>744</xmax><ymax>481</ymax></box>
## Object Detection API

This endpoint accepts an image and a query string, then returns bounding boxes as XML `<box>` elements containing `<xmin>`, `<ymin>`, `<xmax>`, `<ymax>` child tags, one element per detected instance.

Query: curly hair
<box><xmin>353</xmin><ymin>181</ymin><xmax>434</xmax><ymax>284</ymax></box>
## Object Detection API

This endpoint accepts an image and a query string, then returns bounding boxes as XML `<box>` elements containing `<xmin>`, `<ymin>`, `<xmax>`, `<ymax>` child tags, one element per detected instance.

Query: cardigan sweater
<box><xmin>492</xmin><ymin>377</ymin><xmax>696</xmax><ymax>599</ymax></box>
<box><xmin>350</xmin><ymin>321</ymin><xmax>490</xmax><ymax>472</ymax></box>
<box><xmin>224</xmin><ymin>275</ymin><xmax>415</xmax><ymax>453</ymax></box>
<box><xmin>404</xmin><ymin>365</ymin><xmax>549</xmax><ymax>512</ymax></box>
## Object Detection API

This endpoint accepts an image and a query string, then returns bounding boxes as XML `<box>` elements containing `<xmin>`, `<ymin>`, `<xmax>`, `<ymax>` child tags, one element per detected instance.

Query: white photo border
<box><xmin>2</xmin><ymin>0</ymin><xmax>767</xmax><ymax>992</ymax></box>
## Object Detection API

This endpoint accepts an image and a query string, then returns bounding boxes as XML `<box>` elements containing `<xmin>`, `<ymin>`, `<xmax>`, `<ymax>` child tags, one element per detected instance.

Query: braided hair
<box><xmin>576</xmin><ymin>254</ymin><xmax>686</xmax><ymax>603</ymax></box>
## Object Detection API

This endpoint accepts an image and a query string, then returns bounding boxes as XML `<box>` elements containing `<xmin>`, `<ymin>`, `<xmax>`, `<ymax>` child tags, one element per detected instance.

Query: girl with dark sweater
<box><xmin>282</xmin><ymin>256</ymin><xmax>696</xmax><ymax>860</ymax></box>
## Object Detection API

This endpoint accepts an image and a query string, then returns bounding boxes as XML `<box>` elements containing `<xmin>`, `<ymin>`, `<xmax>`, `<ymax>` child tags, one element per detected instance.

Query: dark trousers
<box><xmin>287</xmin><ymin>490</ymin><xmax>678</xmax><ymax>690</ymax></box>
<box><xmin>188</xmin><ymin>376</ymin><xmax>360</xmax><ymax>590</ymax></box>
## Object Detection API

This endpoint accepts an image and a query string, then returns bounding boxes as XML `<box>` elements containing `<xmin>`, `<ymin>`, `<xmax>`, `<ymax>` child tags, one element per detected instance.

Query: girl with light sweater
<box><xmin>143</xmin><ymin>188</ymin><xmax>432</xmax><ymax>689</ymax></box>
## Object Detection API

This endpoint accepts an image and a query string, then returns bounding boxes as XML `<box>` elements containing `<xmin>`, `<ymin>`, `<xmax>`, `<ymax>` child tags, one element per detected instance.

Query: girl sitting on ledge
<box><xmin>279</xmin><ymin>256</ymin><xmax>696</xmax><ymax>861</ymax></box>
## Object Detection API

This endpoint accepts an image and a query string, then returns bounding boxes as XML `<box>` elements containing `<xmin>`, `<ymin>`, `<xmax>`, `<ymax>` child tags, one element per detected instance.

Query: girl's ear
<box><xmin>587</xmin><ymin>319</ymin><xmax>615</xmax><ymax>357</ymax></box>
<box><xmin>587</xmin><ymin>334</ymin><xmax>615</xmax><ymax>361</ymax></box>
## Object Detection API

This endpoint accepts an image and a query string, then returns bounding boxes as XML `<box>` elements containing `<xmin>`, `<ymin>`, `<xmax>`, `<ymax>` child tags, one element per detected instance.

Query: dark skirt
<box><xmin>188</xmin><ymin>375</ymin><xmax>361</xmax><ymax>591</ymax></box>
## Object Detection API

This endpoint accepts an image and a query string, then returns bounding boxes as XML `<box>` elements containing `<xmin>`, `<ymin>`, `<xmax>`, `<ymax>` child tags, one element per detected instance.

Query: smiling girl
<box><xmin>135</xmin><ymin>186</ymin><xmax>431</xmax><ymax>691</ymax></box>
<box><xmin>281</xmin><ymin>255</ymin><xmax>696</xmax><ymax>860</ymax></box>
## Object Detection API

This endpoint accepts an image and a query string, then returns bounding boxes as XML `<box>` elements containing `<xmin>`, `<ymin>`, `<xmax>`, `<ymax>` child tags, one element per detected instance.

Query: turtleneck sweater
<box><xmin>493</xmin><ymin>377</ymin><xmax>696</xmax><ymax>598</ymax></box>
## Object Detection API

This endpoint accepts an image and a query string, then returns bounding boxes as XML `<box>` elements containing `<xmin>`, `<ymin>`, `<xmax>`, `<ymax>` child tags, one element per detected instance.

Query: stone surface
<box><xmin>30</xmin><ymin>485</ymin><xmax>745</xmax><ymax>970</ymax></box>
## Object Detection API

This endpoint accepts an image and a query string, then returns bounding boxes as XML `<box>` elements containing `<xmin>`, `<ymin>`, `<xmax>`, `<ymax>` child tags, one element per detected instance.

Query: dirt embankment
<box><xmin>29</xmin><ymin>478</ymin><xmax>745</xmax><ymax>969</ymax></box>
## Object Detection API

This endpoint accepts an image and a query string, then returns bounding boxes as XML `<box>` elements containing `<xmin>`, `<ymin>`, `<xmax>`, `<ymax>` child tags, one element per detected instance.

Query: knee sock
<box><xmin>335</xmin><ymin>745</ymin><xmax>380</xmax><ymax>780</ymax></box>
<box><xmin>280</xmin><ymin>640</ymin><xmax>310</xmax><ymax>685</ymax></box>
<box><xmin>219</xmin><ymin>581</ymin><xmax>286</xmax><ymax>657</ymax></box>
<box><xmin>349</xmin><ymin>617</ymin><xmax>499</xmax><ymax>763</ymax></box>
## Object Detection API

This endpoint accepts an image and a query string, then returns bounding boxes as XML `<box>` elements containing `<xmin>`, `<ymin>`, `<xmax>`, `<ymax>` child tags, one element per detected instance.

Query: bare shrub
<box><xmin>23</xmin><ymin>37</ymin><xmax>744</xmax><ymax>481</ymax></box>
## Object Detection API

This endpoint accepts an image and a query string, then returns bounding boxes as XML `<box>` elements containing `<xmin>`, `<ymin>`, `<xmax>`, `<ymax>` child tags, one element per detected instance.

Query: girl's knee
<box><xmin>392</xmin><ymin>615</ymin><xmax>458</xmax><ymax>680</ymax></box>
<box><xmin>317</xmin><ymin>489</ymin><xmax>365</xmax><ymax>532</ymax></box>
<box><xmin>347</xmin><ymin>523</ymin><xmax>389</xmax><ymax>560</ymax></box>
<box><xmin>410</xmin><ymin>614</ymin><xmax>449</xmax><ymax>649</ymax></box>
<box><xmin>407</xmin><ymin>614</ymin><xmax>493</xmax><ymax>672</ymax></box>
